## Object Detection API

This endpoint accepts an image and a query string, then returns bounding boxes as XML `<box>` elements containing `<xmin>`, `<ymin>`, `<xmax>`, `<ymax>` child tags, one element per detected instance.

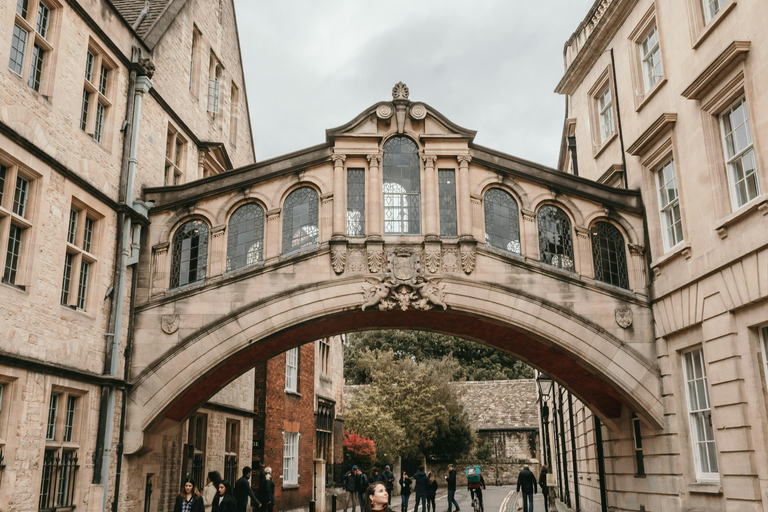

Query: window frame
<box><xmin>438</xmin><ymin>169</ymin><xmax>458</xmax><ymax>238</ymax></box>
<box><xmin>8</xmin><ymin>0</ymin><xmax>59</xmax><ymax>97</ymax></box>
<box><xmin>719</xmin><ymin>96</ymin><xmax>759</xmax><ymax>211</ymax></box>
<box><xmin>282</xmin><ymin>430</ymin><xmax>299</xmax><ymax>485</ymax></box>
<box><xmin>382</xmin><ymin>136</ymin><xmax>422</xmax><ymax>235</ymax></box>
<box><xmin>164</xmin><ymin>125</ymin><xmax>187</xmax><ymax>186</ymax></box>
<box><xmin>587</xmin><ymin>67</ymin><xmax>617</xmax><ymax>156</ymax></box>
<box><xmin>346</xmin><ymin>168</ymin><xmax>365</xmax><ymax>238</ymax></box>
<box><xmin>226</xmin><ymin>202</ymin><xmax>265</xmax><ymax>272</ymax></box>
<box><xmin>170</xmin><ymin>219</ymin><xmax>210</xmax><ymax>289</ymax></box>
<box><xmin>590</xmin><ymin>221</ymin><xmax>630</xmax><ymax>290</ymax></box>
<box><xmin>631</xmin><ymin>413</ymin><xmax>646</xmax><ymax>477</ymax></box>
<box><xmin>0</xmin><ymin>161</ymin><xmax>40</xmax><ymax>290</ymax></box>
<box><xmin>79</xmin><ymin>40</ymin><xmax>115</xmax><ymax>147</ymax></box>
<box><xmin>285</xmin><ymin>347</ymin><xmax>299</xmax><ymax>393</ymax></box>
<box><xmin>281</xmin><ymin>187</ymin><xmax>319</xmax><ymax>255</ymax></box>
<box><xmin>187</xmin><ymin>413</ymin><xmax>207</xmax><ymax>488</ymax></box>
<box><xmin>60</xmin><ymin>199</ymin><xmax>100</xmax><ymax>312</ymax></box>
<box><xmin>655</xmin><ymin>159</ymin><xmax>684</xmax><ymax>253</ymax></box>
<box><xmin>682</xmin><ymin>347</ymin><xmax>719</xmax><ymax>481</ymax></box>
<box><xmin>483</xmin><ymin>187</ymin><xmax>521</xmax><ymax>255</ymax></box>
<box><xmin>224</xmin><ymin>419</ymin><xmax>239</xmax><ymax>488</ymax></box>
<box><xmin>537</xmin><ymin>204</ymin><xmax>575</xmax><ymax>272</ymax></box>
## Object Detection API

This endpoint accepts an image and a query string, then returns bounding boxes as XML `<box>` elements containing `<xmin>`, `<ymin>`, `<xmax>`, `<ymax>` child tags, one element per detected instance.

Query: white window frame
<box><xmin>719</xmin><ymin>96</ymin><xmax>759</xmax><ymax>211</ymax></box>
<box><xmin>285</xmin><ymin>347</ymin><xmax>298</xmax><ymax>393</ymax></box>
<box><xmin>655</xmin><ymin>159</ymin><xmax>683</xmax><ymax>253</ymax></box>
<box><xmin>282</xmin><ymin>430</ymin><xmax>299</xmax><ymax>484</ymax></box>
<box><xmin>703</xmin><ymin>0</ymin><xmax>728</xmax><ymax>23</ymax></box>
<box><xmin>640</xmin><ymin>24</ymin><xmax>662</xmax><ymax>92</ymax></box>
<box><xmin>682</xmin><ymin>348</ymin><xmax>719</xmax><ymax>481</ymax></box>
<box><xmin>597</xmin><ymin>86</ymin><xmax>614</xmax><ymax>143</ymax></box>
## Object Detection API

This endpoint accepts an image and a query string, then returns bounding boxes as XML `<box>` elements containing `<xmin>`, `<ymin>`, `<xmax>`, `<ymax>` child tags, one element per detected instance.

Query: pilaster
<box><xmin>332</xmin><ymin>154</ymin><xmax>346</xmax><ymax>237</ymax></box>
<box><xmin>421</xmin><ymin>153</ymin><xmax>438</xmax><ymax>238</ymax></box>
<box><xmin>265</xmin><ymin>209</ymin><xmax>281</xmax><ymax>260</ymax></box>
<box><xmin>457</xmin><ymin>154</ymin><xmax>473</xmax><ymax>238</ymax></box>
<box><xmin>367</xmin><ymin>153</ymin><xmax>383</xmax><ymax>237</ymax></box>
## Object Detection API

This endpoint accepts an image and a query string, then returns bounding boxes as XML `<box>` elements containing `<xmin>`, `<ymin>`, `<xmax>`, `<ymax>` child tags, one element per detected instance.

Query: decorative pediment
<box><xmin>325</xmin><ymin>82</ymin><xmax>477</xmax><ymax>142</ymax></box>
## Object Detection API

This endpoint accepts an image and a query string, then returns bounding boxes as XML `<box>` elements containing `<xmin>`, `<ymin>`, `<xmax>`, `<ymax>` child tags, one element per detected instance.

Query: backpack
<box><xmin>466</xmin><ymin>465</ymin><xmax>481</xmax><ymax>483</ymax></box>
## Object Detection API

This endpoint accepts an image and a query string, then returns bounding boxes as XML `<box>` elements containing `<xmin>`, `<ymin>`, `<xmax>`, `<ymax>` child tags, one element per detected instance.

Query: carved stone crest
<box><xmin>615</xmin><ymin>307</ymin><xmax>633</xmax><ymax>329</ymax></box>
<box><xmin>367</xmin><ymin>245</ymin><xmax>384</xmax><ymax>273</ymax></box>
<box><xmin>330</xmin><ymin>243</ymin><xmax>346</xmax><ymax>274</ymax></box>
<box><xmin>348</xmin><ymin>248</ymin><xmax>366</xmax><ymax>273</ymax></box>
<box><xmin>423</xmin><ymin>245</ymin><xmax>441</xmax><ymax>274</ymax></box>
<box><xmin>442</xmin><ymin>248</ymin><xmax>460</xmax><ymax>273</ymax></box>
<box><xmin>392</xmin><ymin>82</ymin><xmax>409</xmax><ymax>100</ymax></box>
<box><xmin>361</xmin><ymin>247</ymin><xmax>447</xmax><ymax>311</ymax></box>
<box><xmin>161</xmin><ymin>314</ymin><xmax>179</xmax><ymax>334</ymax></box>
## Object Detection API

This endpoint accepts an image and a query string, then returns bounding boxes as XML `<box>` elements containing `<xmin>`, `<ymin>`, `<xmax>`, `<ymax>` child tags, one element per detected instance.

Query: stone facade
<box><xmin>0</xmin><ymin>0</ymin><xmax>254</xmax><ymax>511</ymax></box>
<box><xmin>544</xmin><ymin>0</ymin><xmax>768</xmax><ymax>511</ymax></box>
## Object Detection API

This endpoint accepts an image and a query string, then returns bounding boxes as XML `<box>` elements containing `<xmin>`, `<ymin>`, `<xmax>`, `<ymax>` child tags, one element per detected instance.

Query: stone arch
<box><xmin>215</xmin><ymin>192</ymin><xmax>270</xmax><ymax>227</ymax></box>
<box><xmin>480</xmin><ymin>180</ymin><xmax>530</xmax><ymax>213</ymax></box>
<box><xmin>158</xmin><ymin>208</ymin><xmax>216</xmax><ymax>247</ymax></box>
<box><xmin>380</xmin><ymin>131</ymin><xmax>421</xmax><ymax>150</ymax></box>
<box><xmin>273</xmin><ymin>176</ymin><xmax>327</xmax><ymax>213</ymax></box>
<box><xmin>124</xmin><ymin>276</ymin><xmax>663</xmax><ymax>455</ymax></box>
<box><xmin>531</xmin><ymin>194</ymin><xmax>585</xmax><ymax>227</ymax></box>
<box><xmin>584</xmin><ymin>210</ymin><xmax>641</xmax><ymax>246</ymax></box>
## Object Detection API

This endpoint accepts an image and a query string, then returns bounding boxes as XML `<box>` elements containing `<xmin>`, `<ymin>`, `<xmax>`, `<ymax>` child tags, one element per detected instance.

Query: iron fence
<box><xmin>39</xmin><ymin>450</ymin><xmax>78</xmax><ymax>511</ymax></box>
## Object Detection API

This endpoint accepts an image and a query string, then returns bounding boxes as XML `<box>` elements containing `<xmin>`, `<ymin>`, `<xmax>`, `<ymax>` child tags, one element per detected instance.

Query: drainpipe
<box><xmin>558</xmin><ymin>386</ymin><xmax>570</xmax><ymax>508</ymax></box>
<box><xmin>593</xmin><ymin>417</ymin><xmax>608</xmax><ymax>512</ymax></box>
<box><xmin>567</xmin><ymin>392</ymin><xmax>580</xmax><ymax>512</ymax></box>
<box><xmin>609</xmin><ymin>49</ymin><xmax>628</xmax><ymax>190</ymax></box>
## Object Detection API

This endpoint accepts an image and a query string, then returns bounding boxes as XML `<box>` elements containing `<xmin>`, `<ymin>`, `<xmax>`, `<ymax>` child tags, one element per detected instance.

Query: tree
<box><xmin>345</xmin><ymin>350</ymin><xmax>474</xmax><ymax>463</ymax></box>
<box><xmin>343</xmin><ymin>430</ymin><xmax>377</xmax><ymax>472</ymax></box>
<box><xmin>344</xmin><ymin>330</ymin><xmax>533</xmax><ymax>385</ymax></box>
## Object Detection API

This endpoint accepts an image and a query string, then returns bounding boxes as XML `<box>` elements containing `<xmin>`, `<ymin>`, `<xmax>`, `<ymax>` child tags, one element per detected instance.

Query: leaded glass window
<box><xmin>438</xmin><ymin>169</ymin><xmax>457</xmax><ymax>238</ymax></box>
<box><xmin>484</xmin><ymin>188</ymin><xmax>520</xmax><ymax>254</ymax></box>
<box><xmin>226</xmin><ymin>203</ymin><xmax>264</xmax><ymax>272</ymax></box>
<box><xmin>9</xmin><ymin>24</ymin><xmax>28</xmax><ymax>76</ymax></box>
<box><xmin>170</xmin><ymin>220</ymin><xmax>209</xmax><ymax>288</ymax></box>
<box><xmin>347</xmin><ymin>169</ymin><xmax>365</xmax><ymax>237</ymax></box>
<box><xmin>383</xmin><ymin>137</ymin><xmax>420</xmax><ymax>235</ymax></box>
<box><xmin>28</xmin><ymin>44</ymin><xmax>44</xmax><ymax>92</ymax></box>
<box><xmin>538</xmin><ymin>205</ymin><xmax>574</xmax><ymax>271</ymax></box>
<box><xmin>591</xmin><ymin>222</ymin><xmax>629</xmax><ymax>289</ymax></box>
<box><xmin>282</xmin><ymin>187</ymin><xmax>318</xmax><ymax>254</ymax></box>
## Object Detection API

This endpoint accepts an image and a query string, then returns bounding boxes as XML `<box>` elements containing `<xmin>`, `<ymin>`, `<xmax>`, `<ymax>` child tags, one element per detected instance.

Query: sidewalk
<box><xmin>499</xmin><ymin>488</ymin><xmax>576</xmax><ymax>512</ymax></box>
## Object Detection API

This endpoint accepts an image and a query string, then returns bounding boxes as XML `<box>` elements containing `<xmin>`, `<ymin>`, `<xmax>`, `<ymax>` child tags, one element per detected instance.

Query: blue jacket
<box><xmin>413</xmin><ymin>471</ymin><xmax>428</xmax><ymax>494</ymax></box>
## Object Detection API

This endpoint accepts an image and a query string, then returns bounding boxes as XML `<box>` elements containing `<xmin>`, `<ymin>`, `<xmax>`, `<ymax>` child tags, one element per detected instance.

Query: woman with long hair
<box><xmin>426</xmin><ymin>472</ymin><xmax>438</xmax><ymax>512</ymax></box>
<box><xmin>398</xmin><ymin>472</ymin><xmax>412</xmax><ymax>512</ymax></box>
<box><xmin>212</xmin><ymin>480</ymin><xmax>237</xmax><ymax>512</ymax></box>
<box><xmin>363</xmin><ymin>482</ymin><xmax>390</xmax><ymax>512</ymax></box>
<box><xmin>203</xmin><ymin>472</ymin><xmax>223</xmax><ymax>512</ymax></box>
<box><xmin>174</xmin><ymin>477</ymin><xmax>204</xmax><ymax>512</ymax></box>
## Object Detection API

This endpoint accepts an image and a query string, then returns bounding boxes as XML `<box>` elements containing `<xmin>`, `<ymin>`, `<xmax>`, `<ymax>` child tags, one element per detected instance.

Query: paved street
<box><xmin>383</xmin><ymin>485</ymin><xmax>554</xmax><ymax>512</ymax></box>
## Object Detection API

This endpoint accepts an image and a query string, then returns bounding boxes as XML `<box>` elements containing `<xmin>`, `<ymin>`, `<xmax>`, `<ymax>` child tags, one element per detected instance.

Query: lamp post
<box><xmin>536</xmin><ymin>373</ymin><xmax>554</xmax><ymax>468</ymax></box>
<box><xmin>492</xmin><ymin>433</ymin><xmax>500</xmax><ymax>486</ymax></box>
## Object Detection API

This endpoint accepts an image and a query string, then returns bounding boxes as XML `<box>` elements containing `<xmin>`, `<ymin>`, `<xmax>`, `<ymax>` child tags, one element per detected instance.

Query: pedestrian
<box><xmin>515</xmin><ymin>465</ymin><xmax>537</xmax><ymax>512</ymax></box>
<box><xmin>399</xmin><ymin>472</ymin><xmax>412</xmax><ymax>512</ymax></box>
<box><xmin>466</xmin><ymin>467</ymin><xmax>485</xmax><ymax>512</ymax></box>
<box><xmin>538</xmin><ymin>465</ymin><xmax>549</xmax><ymax>512</ymax></box>
<box><xmin>357</xmin><ymin>467</ymin><xmax>370</xmax><ymax>512</ymax></box>
<box><xmin>174</xmin><ymin>477</ymin><xmax>204</xmax><ymax>512</ymax></box>
<box><xmin>234</xmin><ymin>467</ymin><xmax>261</xmax><ymax>512</ymax></box>
<box><xmin>426</xmin><ymin>472</ymin><xmax>437</xmax><ymax>512</ymax></box>
<box><xmin>203</xmin><ymin>472</ymin><xmax>223</xmax><ymax>512</ymax></box>
<box><xmin>444</xmin><ymin>464</ymin><xmax>460</xmax><ymax>512</ymax></box>
<box><xmin>372</xmin><ymin>469</ymin><xmax>381</xmax><ymax>485</ymax></box>
<box><xmin>412</xmin><ymin>466</ymin><xmax>428</xmax><ymax>512</ymax></box>
<box><xmin>381</xmin><ymin>465</ymin><xmax>395</xmax><ymax>505</ymax></box>
<box><xmin>344</xmin><ymin>465</ymin><xmax>359</xmax><ymax>512</ymax></box>
<box><xmin>258</xmin><ymin>467</ymin><xmax>275</xmax><ymax>512</ymax></box>
<box><xmin>213</xmin><ymin>481</ymin><xmax>237</xmax><ymax>512</ymax></box>
<box><xmin>363</xmin><ymin>482</ymin><xmax>390</xmax><ymax>512</ymax></box>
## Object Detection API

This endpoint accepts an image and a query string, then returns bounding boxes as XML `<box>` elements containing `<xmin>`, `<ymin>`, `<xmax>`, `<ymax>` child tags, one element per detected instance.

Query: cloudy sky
<box><xmin>233</xmin><ymin>0</ymin><xmax>595</xmax><ymax>168</ymax></box>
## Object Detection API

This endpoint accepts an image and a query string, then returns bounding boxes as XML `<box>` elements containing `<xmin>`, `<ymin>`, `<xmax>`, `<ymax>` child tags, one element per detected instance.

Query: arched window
<box><xmin>538</xmin><ymin>205</ymin><xmax>574</xmax><ymax>271</ymax></box>
<box><xmin>383</xmin><ymin>136</ymin><xmax>420</xmax><ymax>234</ymax></box>
<box><xmin>483</xmin><ymin>188</ymin><xmax>521</xmax><ymax>254</ymax></box>
<box><xmin>171</xmin><ymin>220</ymin><xmax>209</xmax><ymax>288</ymax></box>
<box><xmin>282</xmin><ymin>187</ymin><xmax>318</xmax><ymax>254</ymax></box>
<box><xmin>226</xmin><ymin>203</ymin><xmax>264</xmax><ymax>272</ymax></box>
<box><xmin>591</xmin><ymin>221</ymin><xmax>629</xmax><ymax>289</ymax></box>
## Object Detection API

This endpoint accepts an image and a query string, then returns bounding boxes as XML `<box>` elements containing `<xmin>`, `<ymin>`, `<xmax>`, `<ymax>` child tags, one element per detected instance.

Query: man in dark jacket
<box><xmin>412</xmin><ymin>466</ymin><xmax>428</xmax><ymax>512</ymax></box>
<box><xmin>356</xmin><ymin>467</ymin><xmax>369</xmax><ymax>511</ymax></box>
<box><xmin>343</xmin><ymin>466</ymin><xmax>359</xmax><ymax>512</ymax></box>
<box><xmin>516</xmin><ymin>465</ymin><xmax>538</xmax><ymax>512</ymax></box>
<box><xmin>234</xmin><ymin>467</ymin><xmax>261</xmax><ymax>512</ymax></box>
<box><xmin>381</xmin><ymin>465</ymin><xmax>395</xmax><ymax>505</ymax></box>
<box><xmin>444</xmin><ymin>464</ymin><xmax>460</xmax><ymax>512</ymax></box>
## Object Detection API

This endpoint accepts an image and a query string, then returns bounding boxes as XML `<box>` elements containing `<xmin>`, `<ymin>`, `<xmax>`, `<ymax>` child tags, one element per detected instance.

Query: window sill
<box><xmin>713</xmin><ymin>193</ymin><xmax>768</xmax><ymax>238</ymax></box>
<box><xmin>0</xmin><ymin>280</ymin><xmax>27</xmax><ymax>293</ymax></box>
<box><xmin>650</xmin><ymin>241</ymin><xmax>691</xmax><ymax>276</ymax></box>
<box><xmin>285</xmin><ymin>390</ymin><xmax>302</xmax><ymax>398</ymax></box>
<box><xmin>692</xmin><ymin>1</ymin><xmax>737</xmax><ymax>50</ymax></box>
<box><xmin>687</xmin><ymin>481</ymin><xmax>722</xmax><ymax>494</ymax></box>
<box><xmin>60</xmin><ymin>304</ymin><xmax>95</xmax><ymax>320</ymax></box>
<box><xmin>635</xmin><ymin>78</ymin><xmax>667</xmax><ymax>113</ymax></box>
<box><xmin>282</xmin><ymin>484</ymin><xmax>299</xmax><ymax>490</ymax></box>
<box><xmin>593</xmin><ymin>132</ymin><xmax>618</xmax><ymax>159</ymax></box>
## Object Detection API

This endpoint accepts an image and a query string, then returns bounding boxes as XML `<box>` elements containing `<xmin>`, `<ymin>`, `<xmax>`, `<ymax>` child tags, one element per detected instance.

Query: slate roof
<box><xmin>110</xmin><ymin>0</ymin><xmax>170</xmax><ymax>38</ymax></box>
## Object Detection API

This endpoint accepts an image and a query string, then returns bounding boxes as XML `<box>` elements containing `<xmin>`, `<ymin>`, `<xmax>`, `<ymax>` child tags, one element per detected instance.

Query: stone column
<box><xmin>421</xmin><ymin>153</ymin><xmax>438</xmax><ymax>238</ymax></box>
<box><xmin>367</xmin><ymin>153</ymin><xmax>383</xmax><ymax>237</ymax></box>
<box><xmin>209</xmin><ymin>225</ymin><xmax>226</xmax><ymax>276</ymax></box>
<box><xmin>628</xmin><ymin>244</ymin><xmax>648</xmax><ymax>299</ymax></box>
<box><xmin>521</xmin><ymin>209</ymin><xmax>538</xmax><ymax>260</ymax></box>
<box><xmin>332</xmin><ymin>154</ymin><xmax>346</xmax><ymax>237</ymax></box>
<box><xmin>574</xmin><ymin>226</ymin><xmax>592</xmax><ymax>277</ymax></box>
<box><xmin>265</xmin><ymin>209</ymin><xmax>281</xmax><ymax>260</ymax></box>
<box><xmin>457</xmin><ymin>155</ymin><xmax>473</xmax><ymax>238</ymax></box>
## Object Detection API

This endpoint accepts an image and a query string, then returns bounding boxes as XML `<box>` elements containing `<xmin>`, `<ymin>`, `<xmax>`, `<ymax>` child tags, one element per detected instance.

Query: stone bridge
<box><xmin>125</xmin><ymin>83</ymin><xmax>660</xmax><ymax>454</ymax></box>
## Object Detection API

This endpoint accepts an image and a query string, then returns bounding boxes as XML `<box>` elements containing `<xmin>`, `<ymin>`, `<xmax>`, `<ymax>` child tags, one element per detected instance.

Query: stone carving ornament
<box><xmin>410</xmin><ymin>103</ymin><xmax>427</xmax><ymax>120</ymax></box>
<box><xmin>460</xmin><ymin>244</ymin><xmax>476</xmax><ymax>274</ymax></box>
<box><xmin>361</xmin><ymin>247</ymin><xmax>447</xmax><ymax>311</ymax></box>
<box><xmin>331</xmin><ymin>244</ymin><xmax>346</xmax><ymax>274</ymax></box>
<box><xmin>615</xmin><ymin>307</ymin><xmax>633</xmax><ymax>329</ymax></box>
<box><xmin>367</xmin><ymin>245</ymin><xmax>384</xmax><ymax>273</ymax></box>
<box><xmin>442</xmin><ymin>248</ymin><xmax>460</xmax><ymax>273</ymax></box>
<box><xmin>423</xmin><ymin>245</ymin><xmax>441</xmax><ymax>274</ymax></box>
<box><xmin>392</xmin><ymin>82</ymin><xmax>409</xmax><ymax>100</ymax></box>
<box><xmin>348</xmin><ymin>248</ymin><xmax>367</xmax><ymax>273</ymax></box>
<box><xmin>161</xmin><ymin>314</ymin><xmax>179</xmax><ymax>334</ymax></box>
<box><xmin>376</xmin><ymin>103</ymin><xmax>394</xmax><ymax>120</ymax></box>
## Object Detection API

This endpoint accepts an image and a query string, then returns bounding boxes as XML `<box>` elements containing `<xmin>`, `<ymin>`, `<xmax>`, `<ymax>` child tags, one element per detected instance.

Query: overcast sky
<box><xmin>233</xmin><ymin>1</ymin><xmax>595</xmax><ymax>168</ymax></box>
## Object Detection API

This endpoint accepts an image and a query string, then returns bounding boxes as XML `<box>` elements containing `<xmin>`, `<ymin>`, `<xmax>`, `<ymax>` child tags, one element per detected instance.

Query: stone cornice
<box><xmin>681</xmin><ymin>41</ymin><xmax>751</xmax><ymax>100</ymax></box>
<box><xmin>626</xmin><ymin>113</ymin><xmax>677</xmax><ymax>156</ymax></box>
<box><xmin>0</xmin><ymin>350</ymin><xmax>126</xmax><ymax>388</ymax></box>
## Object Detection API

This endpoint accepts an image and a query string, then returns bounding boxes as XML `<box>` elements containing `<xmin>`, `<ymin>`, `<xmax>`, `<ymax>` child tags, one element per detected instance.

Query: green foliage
<box><xmin>344</xmin><ymin>350</ymin><xmax>474</xmax><ymax>463</ymax></box>
<box><xmin>475</xmin><ymin>442</ymin><xmax>493</xmax><ymax>462</ymax></box>
<box><xmin>344</xmin><ymin>330</ymin><xmax>533</xmax><ymax>385</ymax></box>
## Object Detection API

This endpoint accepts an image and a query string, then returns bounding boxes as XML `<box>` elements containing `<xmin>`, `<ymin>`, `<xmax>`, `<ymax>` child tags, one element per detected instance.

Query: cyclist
<box><xmin>466</xmin><ymin>467</ymin><xmax>486</xmax><ymax>512</ymax></box>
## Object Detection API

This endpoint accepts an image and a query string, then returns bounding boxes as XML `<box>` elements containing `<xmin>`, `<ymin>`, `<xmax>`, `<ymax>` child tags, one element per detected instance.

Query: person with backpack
<box><xmin>466</xmin><ymin>465</ymin><xmax>486</xmax><ymax>512</ymax></box>
<box><xmin>344</xmin><ymin>466</ymin><xmax>359</xmax><ymax>512</ymax></box>
<box><xmin>357</xmin><ymin>467</ymin><xmax>370</xmax><ymax>512</ymax></box>
<box><xmin>444</xmin><ymin>464</ymin><xmax>460</xmax><ymax>512</ymax></box>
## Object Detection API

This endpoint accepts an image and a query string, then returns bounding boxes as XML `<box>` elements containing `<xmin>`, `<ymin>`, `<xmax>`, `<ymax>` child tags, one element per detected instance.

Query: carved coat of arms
<box><xmin>615</xmin><ymin>307</ymin><xmax>633</xmax><ymax>329</ymax></box>
<box><xmin>161</xmin><ymin>314</ymin><xmax>179</xmax><ymax>334</ymax></box>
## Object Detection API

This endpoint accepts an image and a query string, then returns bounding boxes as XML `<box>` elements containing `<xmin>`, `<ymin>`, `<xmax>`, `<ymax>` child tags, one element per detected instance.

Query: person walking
<box><xmin>257</xmin><ymin>467</ymin><xmax>275</xmax><ymax>512</ymax></box>
<box><xmin>399</xmin><ymin>472</ymin><xmax>412</xmax><ymax>512</ymax></box>
<box><xmin>363</xmin><ymin>482</ymin><xmax>390</xmax><ymax>512</ymax></box>
<box><xmin>234</xmin><ymin>467</ymin><xmax>261</xmax><ymax>512</ymax></box>
<box><xmin>426</xmin><ymin>472</ymin><xmax>437</xmax><ymax>512</ymax></box>
<box><xmin>213</xmin><ymin>481</ymin><xmax>237</xmax><ymax>512</ymax></box>
<box><xmin>466</xmin><ymin>468</ymin><xmax>485</xmax><ymax>512</ymax></box>
<box><xmin>372</xmin><ymin>469</ymin><xmax>381</xmax><ymax>485</ymax></box>
<box><xmin>538</xmin><ymin>466</ymin><xmax>549</xmax><ymax>512</ymax></box>
<box><xmin>515</xmin><ymin>465</ymin><xmax>537</xmax><ymax>512</ymax></box>
<box><xmin>203</xmin><ymin>472</ymin><xmax>223</xmax><ymax>512</ymax></box>
<box><xmin>357</xmin><ymin>467</ymin><xmax>370</xmax><ymax>512</ymax></box>
<box><xmin>174</xmin><ymin>477</ymin><xmax>204</xmax><ymax>512</ymax></box>
<box><xmin>344</xmin><ymin>466</ymin><xmax>359</xmax><ymax>512</ymax></box>
<box><xmin>381</xmin><ymin>465</ymin><xmax>395</xmax><ymax>505</ymax></box>
<box><xmin>444</xmin><ymin>464</ymin><xmax>460</xmax><ymax>512</ymax></box>
<box><xmin>412</xmin><ymin>466</ymin><xmax>428</xmax><ymax>512</ymax></box>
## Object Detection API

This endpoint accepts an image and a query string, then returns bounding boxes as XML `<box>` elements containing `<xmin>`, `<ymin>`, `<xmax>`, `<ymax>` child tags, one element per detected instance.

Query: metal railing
<box><xmin>224</xmin><ymin>455</ymin><xmax>238</xmax><ymax>488</ymax></box>
<box><xmin>39</xmin><ymin>450</ymin><xmax>78</xmax><ymax>511</ymax></box>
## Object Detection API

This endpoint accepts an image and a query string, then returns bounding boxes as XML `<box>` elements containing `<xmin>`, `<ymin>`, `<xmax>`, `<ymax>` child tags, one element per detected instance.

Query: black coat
<box><xmin>399</xmin><ymin>477</ymin><xmax>412</xmax><ymax>495</ymax></box>
<box><xmin>213</xmin><ymin>494</ymin><xmax>237</xmax><ymax>512</ymax></box>
<box><xmin>381</xmin><ymin>470</ymin><xmax>395</xmax><ymax>490</ymax></box>
<box><xmin>344</xmin><ymin>471</ymin><xmax>357</xmax><ymax>492</ymax></box>
<box><xmin>516</xmin><ymin>468</ymin><xmax>537</xmax><ymax>495</ymax></box>
<box><xmin>412</xmin><ymin>471</ymin><xmax>428</xmax><ymax>495</ymax></box>
<box><xmin>258</xmin><ymin>475</ymin><xmax>275</xmax><ymax>504</ymax></box>
<box><xmin>234</xmin><ymin>476</ymin><xmax>260</xmax><ymax>512</ymax></box>
<box><xmin>358</xmin><ymin>473</ymin><xmax>369</xmax><ymax>491</ymax></box>
<box><xmin>427</xmin><ymin>480</ymin><xmax>438</xmax><ymax>498</ymax></box>
<box><xmin>174</xmin><ymin>495</ymin><xmax>204</xmax><ymax>512</ymax></box>
<box><xmin>538</xmin><ymin>470</ymin><xmax>548</xmax><ymax>495</ymax></box>
<box><xmin>445</xmin><ymin>470</ymin><xmax>457</xmax><ymax>491</ymax></box>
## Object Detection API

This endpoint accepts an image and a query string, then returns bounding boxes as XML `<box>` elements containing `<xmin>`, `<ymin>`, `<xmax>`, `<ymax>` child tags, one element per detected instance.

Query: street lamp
<box><xmin>492</xmin><ymin>433</ymin><xmax>500</xmax><ymax>486</ymax></box>
<box><xmin>536</xmin><ymin>373</ymin><xmax>554</xmax><ymax>468</ymax></box>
